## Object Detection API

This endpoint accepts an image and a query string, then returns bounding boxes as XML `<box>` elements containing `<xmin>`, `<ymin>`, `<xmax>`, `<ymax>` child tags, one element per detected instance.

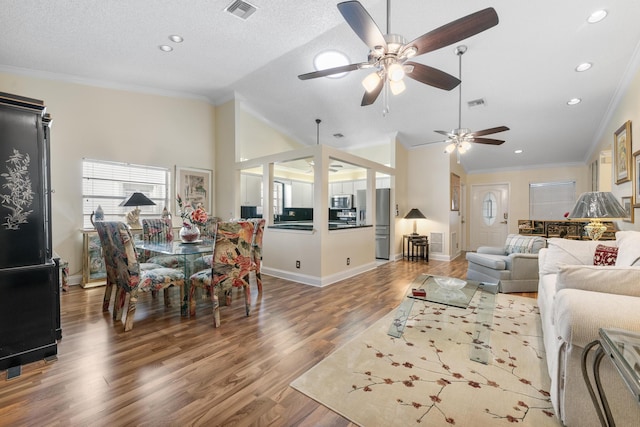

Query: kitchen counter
<box><xmin>268</xmin><ymin>221</ymin><xmax>372</xmax><ymax>231</ymax></box>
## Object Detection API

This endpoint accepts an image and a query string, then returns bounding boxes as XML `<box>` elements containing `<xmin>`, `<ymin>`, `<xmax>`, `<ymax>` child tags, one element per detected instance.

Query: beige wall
<box><xmin>237</xmin><ymin>107</ymin><xmax>303</xmax><ymax>160</ymax></box>
<box><xmin>589</xmin><ymin>66</ymin><xmax>640</xmax><ymax>232</ymax></box>
<box><xmin>0</xmin><ymin>72</ymin><xmax>216</xmax><ymax>277</ymax></box>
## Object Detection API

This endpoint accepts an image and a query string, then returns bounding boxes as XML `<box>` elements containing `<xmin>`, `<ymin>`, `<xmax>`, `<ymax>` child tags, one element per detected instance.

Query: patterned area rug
<box><xmin>291</xmin><ymin>292</ymin><xmax>560</xmax><ymax>426</ymax></box>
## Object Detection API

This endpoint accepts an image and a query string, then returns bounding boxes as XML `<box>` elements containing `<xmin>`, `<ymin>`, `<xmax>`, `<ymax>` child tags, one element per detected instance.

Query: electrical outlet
<box><xmin>346</xmin><ymin>257</ymin><xmax>350</xmax><ymax>265</ymax></box>
<box><xmin>296</xmin><ymin>260</ymin><xmax>300</xmax><ymax>269</ymax></box>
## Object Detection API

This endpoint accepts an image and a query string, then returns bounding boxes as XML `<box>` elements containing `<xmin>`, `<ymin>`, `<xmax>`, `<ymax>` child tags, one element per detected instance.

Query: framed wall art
<box><xmin>634</xmin><ymin>150</ymin><xmax>640</xmax><ymax>208</ymax></box>
<box><xmin>614</xmin><ymin>120</ymin><xmax>632</xmax><ymax>184</ymax></box>
<box><xmin>450</xmin><ymin>173</ymin><xmax>460</xmax><ymax>211</ymax></box>
<box><xmin>175</xmin><ymin>166</ymin><xmax>212</xmax><ymax>213</ymax></box>
<box><xmin>621</xmin><ymin>196</ymin><xmax>634</xmax><ymax>223</ymax></box>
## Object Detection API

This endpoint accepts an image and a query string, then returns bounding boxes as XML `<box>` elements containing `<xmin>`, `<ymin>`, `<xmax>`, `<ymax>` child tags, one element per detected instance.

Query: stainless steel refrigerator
<box><xmin>375</xmin><ymin>188</ymin><xmax>390</xmax><ymax>259</ymax></box>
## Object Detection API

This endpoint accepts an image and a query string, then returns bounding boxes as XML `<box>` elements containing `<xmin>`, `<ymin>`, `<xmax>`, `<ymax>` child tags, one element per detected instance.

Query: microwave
<box><xmin>331</xmin><ymin>194</ymin><xmax>353</xmax><ymax>210</ymax></box>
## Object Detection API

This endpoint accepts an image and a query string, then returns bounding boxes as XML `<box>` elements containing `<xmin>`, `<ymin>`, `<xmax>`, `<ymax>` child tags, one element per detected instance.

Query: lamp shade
<box><xmin>120</xmin><ymin>192</ymin><xmax>156</xmax><ymax>207</ymax></box>
<box><xmin>568</xmin><ymin>192</ymin><xmax>627</xmax><ymax>220</ymax></box>
<box><xmin>404</xmin><ymin>208</ymin><xmax>426</xmax><ymax>219</ymax></box>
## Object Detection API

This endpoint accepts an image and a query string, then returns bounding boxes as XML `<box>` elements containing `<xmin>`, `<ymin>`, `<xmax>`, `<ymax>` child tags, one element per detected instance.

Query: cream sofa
<box><xmin>537</xmin><ymin>231</ymin><xmax>640</xmax><ymax>426</ymax></box>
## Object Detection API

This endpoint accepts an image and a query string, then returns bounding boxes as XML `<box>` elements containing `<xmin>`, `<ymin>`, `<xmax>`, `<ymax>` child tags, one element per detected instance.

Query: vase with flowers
<box><xmin>176</xmin><ymin>194</ymin><xmax>208</xmax><ymax>243</ymax></box>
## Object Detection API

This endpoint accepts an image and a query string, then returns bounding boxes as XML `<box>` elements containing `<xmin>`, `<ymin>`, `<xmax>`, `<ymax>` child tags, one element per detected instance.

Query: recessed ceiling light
<box><xmin>314</xmin><ymin>51</ymin><xmax>350</xmax><ymax>79</ymax></box>
<box><xmin>575</xmin><ymin>62</ymin><xmax>592</xmax><ymax>72</ymax></box>
<box><xmin>567</xmin><ymin>98</ymin><xmax>582</xmax><ymax>106</ymax></box>
<box><xmin>159</xmin><ymin>45</ymin><xmax>173</xmax><ymax>52</ymax></box>
<box><xmin>169</xmin><ymin>35</ymin><xmax>183</xmax><ymax>43</ymax></box>
<box><xmin>514</xmin><ymin>149</ymin><xmax>523</xmax><ymax>154</ymax></box>
<box><xmin>587</xmin><ymin>10</ymin><xmax>607</xmax><ymax>23</ymax></box>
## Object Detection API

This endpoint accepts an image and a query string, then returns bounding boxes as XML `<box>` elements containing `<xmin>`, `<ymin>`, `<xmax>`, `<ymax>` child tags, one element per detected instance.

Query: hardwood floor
<box><xmin>0</xmin><ymin>257</ymin><xmax>535</xmax><ymax>426</ymax></box>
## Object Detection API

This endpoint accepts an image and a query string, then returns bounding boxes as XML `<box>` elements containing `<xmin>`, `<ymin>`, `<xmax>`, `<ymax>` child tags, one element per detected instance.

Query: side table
<box><xmin>402</xmin><ymin>234</ymin><xmax>429</xmax><ymax>261</ymax></box>
<box><xmin>581</xmin><ymin>328</ymin><xmax>640</xmax><ymax>426</ymax></box>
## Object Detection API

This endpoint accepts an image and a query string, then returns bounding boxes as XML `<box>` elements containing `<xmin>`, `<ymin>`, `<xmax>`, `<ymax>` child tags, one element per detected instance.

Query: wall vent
<box><xmin>226</xmin><ymin>0</ymin><xmax>257</xmax><ymax>20</ymax></box>
<box><xmin>467</xmin><ymin>98</ymin><xmax>486</xmax><ymax>108</ymax></box>
<box><xmin>430</xmin><ymin>232</ymin><xmax>444</xmax><ymax>253</ymax></box>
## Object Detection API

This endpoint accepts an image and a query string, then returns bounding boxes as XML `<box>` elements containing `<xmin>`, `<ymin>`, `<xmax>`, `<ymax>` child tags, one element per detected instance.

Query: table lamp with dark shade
<box><xmin>568</xmin><ymin>191</ymin><xmax>627</xmax><ymax>240</ymax></box>
<box><xmin>404</xmin><ymin>208</ymin><xmax>426</xmax><ymax>235</ymax></box>
<box><xmin>120</xmin><ymin>192</ymin><xmax>156</xmax><ymax>228</ymax></box>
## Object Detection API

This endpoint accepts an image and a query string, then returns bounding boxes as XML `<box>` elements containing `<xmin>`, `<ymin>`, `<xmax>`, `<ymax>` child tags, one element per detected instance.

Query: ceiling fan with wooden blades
<box><xmin>427</xmin><ymin>45</ymin><xmax>509</xmax><ymax>163</ymax></box>
<box><xmin>298</xmin><ymin>1</ymin><xmax>500</xmax><ymax>107</ymax></box>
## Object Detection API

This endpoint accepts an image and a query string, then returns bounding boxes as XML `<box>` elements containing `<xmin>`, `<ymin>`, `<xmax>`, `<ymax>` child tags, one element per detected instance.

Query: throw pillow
<box><xmin>593</xmin><ymin>244</ymin><xmax>618</xmax><ymax>266</ymax></box>
<box><xmin>538</xmin><ymin>238</ymin><xmax>603</xmax><ymax>274</ymax></box>
<box><xmin>556</xmin><ymin>264</ymin><xmax>640</xmax><ymax>297</ymax></box>
<box><xmin>503</xmin><ymin>234</ymin><xmax>546</xmax><ymax>254</ymax></box>
<box><xmin>615</xmin><ymin>231</ymin><xmax>640</xmax><ymax>266</ymax></box>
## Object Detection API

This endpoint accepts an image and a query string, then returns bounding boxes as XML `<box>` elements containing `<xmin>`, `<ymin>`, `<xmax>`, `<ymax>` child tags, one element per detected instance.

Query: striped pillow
<box><xmin>504</xmin><ymin>234</ymin><xmax>546</xmax><ymax>254</ymax></box>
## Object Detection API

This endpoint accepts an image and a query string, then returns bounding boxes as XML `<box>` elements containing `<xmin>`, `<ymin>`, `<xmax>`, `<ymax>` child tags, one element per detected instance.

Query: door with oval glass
<box><xmin>470</xmin><ymin>184</ymin><xmax>509</xmax><ymax>250</ymax></box>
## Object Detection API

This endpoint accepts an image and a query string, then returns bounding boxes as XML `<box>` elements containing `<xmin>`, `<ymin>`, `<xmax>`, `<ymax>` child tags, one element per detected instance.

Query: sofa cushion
<box><xmin>503</xmin><ymin>234</ymin><xmax>546</xmax><ymax>254</ymax></box>
<box><xmin>556</xmin><ymin>264</ymin><xmax>640</xmax><ymax>297</ymax></box>
<box><xmin>465</xmin><ymin>252</ymin><xmax>507</xmax><ymax>270</ymax></box>
<box><xmin>538</xmin><ymin>238</ymin><xmax>602</xmax><ymax>274</ymax></box>
<box><xmin>593</xmin><ymin>244</ymin><xmax>618</xmax><ymax>266</ymax></box>
<box><xmin>615</xmin><ymin>230</ymin><xmax>640</xmax><ymax>266</ymax></box>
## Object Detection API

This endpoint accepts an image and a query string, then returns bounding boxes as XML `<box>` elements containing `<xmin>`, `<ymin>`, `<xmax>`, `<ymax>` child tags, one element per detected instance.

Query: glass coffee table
<box><xmin>388</xmin><ymin>274</ymin><xmax>499</xmax><ymax>364</ymax></box>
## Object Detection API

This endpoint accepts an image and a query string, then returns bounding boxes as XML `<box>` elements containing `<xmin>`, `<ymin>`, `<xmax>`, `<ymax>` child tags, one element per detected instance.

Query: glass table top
<box><xmin>600</xmin><ymin>328</ymin><xmax>640</xmax><ymax>402</ymax></box>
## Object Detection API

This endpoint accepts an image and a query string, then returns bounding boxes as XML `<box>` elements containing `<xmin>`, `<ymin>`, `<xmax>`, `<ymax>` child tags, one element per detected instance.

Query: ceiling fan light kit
<box><xmin>298</xmin><ymin>1</ymin><xmax>500</xmax><ymax>109</ymax></box>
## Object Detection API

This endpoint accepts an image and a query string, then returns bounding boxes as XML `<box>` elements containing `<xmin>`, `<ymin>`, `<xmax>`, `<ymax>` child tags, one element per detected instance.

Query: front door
<box><xmin>470</xmin><ymin>184</ymin><xmax>509</xmax><ymax>250</ymax></box>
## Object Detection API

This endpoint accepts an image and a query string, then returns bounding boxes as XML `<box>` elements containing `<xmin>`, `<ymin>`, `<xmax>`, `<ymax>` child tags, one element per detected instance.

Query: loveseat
<box><xmin>537</xmin><ymin>231</ymin><xmax>640</xmax><ymax>426</ymax></box>
<box><xmin>466</xmin><ymin>234</ymin><xmax>546</xmax><ymax>293</ymax></box>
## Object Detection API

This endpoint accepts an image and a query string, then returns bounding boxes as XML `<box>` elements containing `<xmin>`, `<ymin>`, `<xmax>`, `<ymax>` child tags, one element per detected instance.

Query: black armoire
<box><xmin>0</xmin><ymin>92</ymin><xmax>60</xmax><ymax>373</ymax></box>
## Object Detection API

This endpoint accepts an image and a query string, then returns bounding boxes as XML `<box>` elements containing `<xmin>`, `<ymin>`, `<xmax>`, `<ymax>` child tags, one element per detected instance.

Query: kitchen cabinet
<box><xmin>241</xmin><ymin>173</ymin><xmax>262</xmax><ymax>207</ymax></box>
<box><xmin>290</xmin><ymin>181</ymin><xmax>313</xmax><ymax>207</ymax></box>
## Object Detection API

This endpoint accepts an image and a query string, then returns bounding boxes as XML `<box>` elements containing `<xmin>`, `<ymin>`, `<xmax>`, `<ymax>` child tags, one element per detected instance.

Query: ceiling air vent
<box><xmin>226</xmin><ymin>0</ymin><xmax>257</xmax><ymax>20</ymax></box>
<box><xmin>333</xmin><ymin>133</ymin><xmax>344</xmax><ymax>138</ymax></box>
<box><xmin>467</xmin><ymin>98</ymin><xmax>486</xmax><ymax>108</ymax></box>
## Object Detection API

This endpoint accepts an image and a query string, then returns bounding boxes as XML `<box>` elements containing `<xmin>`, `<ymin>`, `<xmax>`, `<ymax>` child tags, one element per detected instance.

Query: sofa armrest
<box><xmin>554</xmin><ymin>288</ymin><xmax>640</xmax><ymax>348</ymax></box>
<box><xmin>506</xmin><ymin>253</ymin><xmax>539</xmax><ymax>279</ymax></box>
<box><xmin>477</xmin><ymin>246</ymin><xmax>506</xmax><ymax>255</ymax></box>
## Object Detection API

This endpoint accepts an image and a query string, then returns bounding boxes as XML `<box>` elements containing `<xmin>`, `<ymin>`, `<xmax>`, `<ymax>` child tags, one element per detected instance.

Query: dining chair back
<box><xmin>188</xmin><ymin>219</ymin><xmax>265</xmax><ymax>327</ymax></box>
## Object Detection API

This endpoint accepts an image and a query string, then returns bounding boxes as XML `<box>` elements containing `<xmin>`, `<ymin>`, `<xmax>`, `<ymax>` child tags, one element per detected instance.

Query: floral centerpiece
<box><xmin>176</xmin><ymin>194</ymin><xmax>208</xmax><ymax>242</ymax></box>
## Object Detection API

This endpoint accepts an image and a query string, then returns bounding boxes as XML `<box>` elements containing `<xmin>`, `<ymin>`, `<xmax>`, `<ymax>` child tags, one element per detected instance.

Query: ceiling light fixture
<box><xmin>567</xmin><ymin>98</ymin><xmax>582</xmax><ymax>106</ymax></box>
<box><xmin>159</xmin><ymin>45</ymin><xmax>173</xmax><ymax>52</ymax></box>
<box><xmin>169</xmin><ymin>35</ymin><xmax>183</xmax><ymax>43</ymax></box>
<box><xmin>587</xmin><ymin>10</ymin><xmax>607</xmax><ymax>24</ymax></box>
<box><xmin>575</xmin><ymin>62</ymin><xmax>592</xmax><ymax>72</ymax></box>
<box><xmin>314</xmin><ymin>51</ymin><xmax>350</xmax><ymax>79</ymax></box>
<box><xmin>514</xmin><ymin>149</ymin><xmax>523</xmax><ymax>154</ymax></box>
<box><xmin>362</xmin><ymin>72</ymin><xmax>382</xmax><ymax>92</ymax></box>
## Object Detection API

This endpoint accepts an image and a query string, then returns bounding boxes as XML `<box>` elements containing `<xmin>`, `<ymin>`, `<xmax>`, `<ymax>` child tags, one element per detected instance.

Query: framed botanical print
<box><xmin>450</xmin><ymin>173</ymin><xmax>460</xmax><ymax>211</ymax></box>
<box><xmin>175</xmin><ymin>166</ymin><xmax>212</xmax><ymax>213</ymax></box>
<box><xmin>621</xmin><ymin>196</ymin><xmax>634</xmax><ymax>223</ymax></box>
<box><xmin>634</xmin><ymin>150</ymin><xmax>640</xmax><ymax>208</ymax></box>
<box><xmin>614</xmin><ymin>120</ymin><xmax>632</xmax><ymax>184</ymax></box>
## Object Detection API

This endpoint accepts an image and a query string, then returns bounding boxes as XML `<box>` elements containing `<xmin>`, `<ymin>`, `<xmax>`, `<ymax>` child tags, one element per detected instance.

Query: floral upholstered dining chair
<box><xmin>95</xmin><ymin>221</ymin><xmax>186</xmax><ymax>331</ymax></box>
<box><xmin>188</xmin><ymin>219</ymin><xmax>265</xmax><ymax>327</ymax></box>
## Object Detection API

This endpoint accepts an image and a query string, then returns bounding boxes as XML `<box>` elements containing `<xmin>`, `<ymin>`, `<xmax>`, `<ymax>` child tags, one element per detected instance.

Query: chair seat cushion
<box><xmin>190</xmin><ymin>269</ymin><xmax>212</xmax><ymax>288</ymax></box>
<box><xmin>147</xmin><ymin>255</ymin><xmax>185</xmax><ymax>269</ymax></box>
<box><xmin>466</xmin><ymin>252</ymin><xmax>507</xmax><ymax>270</ymax></box>
<box><xmin>140</xmin><ymin>262</ymin><xmax>163</xmax><ymax>270</ymax></box>
<box><xmin>139</xmin><ymin>267</ymin><xmax>185</xmax><ymax>291</ymax></box>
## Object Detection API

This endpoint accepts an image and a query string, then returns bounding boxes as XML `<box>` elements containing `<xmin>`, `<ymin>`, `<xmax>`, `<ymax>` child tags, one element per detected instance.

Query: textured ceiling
<box><xmin>2</xmin><ymin>0</ymin><xmax>640</xmax><ymax>173</ymax></box>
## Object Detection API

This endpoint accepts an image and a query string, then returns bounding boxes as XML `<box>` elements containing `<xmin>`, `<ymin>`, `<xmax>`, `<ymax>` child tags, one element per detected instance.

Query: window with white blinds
<box><xmin>529</xmin><ymin>181</ymin><xmax>576</xmax><ymax>220</ymax></box>
<box><xmin>82</xmin><ymin>159</ymin><xmax>169</xmax><ymax>228</ymax></box>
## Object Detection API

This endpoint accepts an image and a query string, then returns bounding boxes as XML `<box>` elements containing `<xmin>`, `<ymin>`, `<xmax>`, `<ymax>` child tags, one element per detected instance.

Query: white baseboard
<box><xmin>262</xmin><ymin>261</ymin><xmax>377</xmax><ymax>287</ymax></box>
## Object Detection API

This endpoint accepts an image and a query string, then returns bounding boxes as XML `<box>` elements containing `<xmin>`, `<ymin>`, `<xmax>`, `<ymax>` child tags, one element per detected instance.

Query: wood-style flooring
<box><xmin>0</xmin><ymin>256</ymin><xmax>536</xmax><ymax>426</ymax></box>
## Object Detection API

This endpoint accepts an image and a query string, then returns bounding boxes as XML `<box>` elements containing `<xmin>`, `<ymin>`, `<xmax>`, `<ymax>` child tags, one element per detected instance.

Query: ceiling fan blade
<box><xmin>405</xmin><ymin>62</ymin><xmax>460</xmax><ymax>91</ymax></box>
<box><xmin>403</xmin><ymin>7</ymin><xmax>499</xmax><ymax>57</ymax></box>
<box><xmin>298</xmin><ymin>63</ymin><xmax>363</xmax><ymax>80</ymax></box>
<box><xmin>361</xmin><ymin>78</ymin><xmax>384</xmax><ymax>106</ymax></box>
<box><xmin>338</xmin><ymin>1</ymin><xmax>387</xmax><ymax>51</ymax></box>
<box><xmin>471</xmin><ymin>137</ymin><xmax>505</xmax><ymax>145</ymax></box>
<box><xmin>435</xmin><ymin>130</ymin><xmax>454</xmax><ymax>137</ymax></box>
<box><xmin>468</xmin><ymin>126</ymin><xmax>510</xmax><ymax>137</ymax></box>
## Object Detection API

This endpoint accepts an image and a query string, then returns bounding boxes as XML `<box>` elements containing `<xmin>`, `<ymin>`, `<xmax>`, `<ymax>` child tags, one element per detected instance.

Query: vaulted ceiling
<box><xmin>2</xmin><ymin>0</ymin><xmax>640</xmax><ymax>173</ymax></box>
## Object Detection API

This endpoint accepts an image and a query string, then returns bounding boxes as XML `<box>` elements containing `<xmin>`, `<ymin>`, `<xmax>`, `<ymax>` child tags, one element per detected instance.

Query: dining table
<box><xmin>135</xmin><ymin>239</ymin><xmax>214</xmax><ymax>316</ymax></box>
